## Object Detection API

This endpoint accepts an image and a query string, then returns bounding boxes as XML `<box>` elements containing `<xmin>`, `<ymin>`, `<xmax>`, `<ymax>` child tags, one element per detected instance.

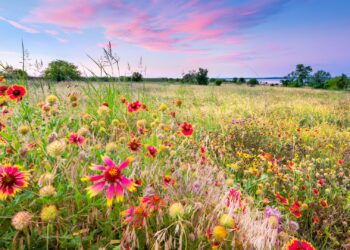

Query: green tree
<box><xmin>282</xmin><ymin>64</ymin><xmax>313</xmax><ymax>87</ymax></box>
<box><xmin>247</xmin><ymin>78</ymin><xmax>259</xmax><ymax>86</ymax></box>
<box><xmin>182</xmin><ymin>70</ymin><xmax>197</xmax><ymax>84</ymax></box>
<box><xmin>196</xmin><ymin>68</ymin><xmax>209</xmax><ymax>85</ymax></box>
<box><xmin>131</xmin><ymin>72</ymin><xmax>143</xmax><ymax>82</ymax></box>
<box><xmin>310</xmin><ymin>70</ymin><xmax>331</xmax><ymax>89</ymax></box>
<box><xmin>326</xmin><ymin>74</ymin><xmax>349</xmax><ymax>90</ymax></box>
<box><xmin>238</xmin><ymin>77</ymin><xmax>246</xmax><ymax>84</ymax></box>
<box><xmin>44</xmin><ymin>60</ymin><xmax>81</xmax><ymax>82</ymax></box>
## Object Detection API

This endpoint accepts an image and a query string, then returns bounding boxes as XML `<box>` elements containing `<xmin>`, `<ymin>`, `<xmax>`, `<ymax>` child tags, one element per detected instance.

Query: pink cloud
<box><xmin>24</xmin><ymin>0</ymin><xmax>291</xmax><ymax>51</ymax></box>
<box><xmin>0</xmin><ymin>16</ymin><xmax>39</xmax><ymax>33</ymax></box>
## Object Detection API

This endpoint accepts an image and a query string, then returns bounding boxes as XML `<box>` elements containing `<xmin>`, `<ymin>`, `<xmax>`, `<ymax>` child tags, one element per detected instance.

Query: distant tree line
<box><xmin>281</xmin><ymin>64</ymin><xmax>349</xmax><ymax>90</ymax></box>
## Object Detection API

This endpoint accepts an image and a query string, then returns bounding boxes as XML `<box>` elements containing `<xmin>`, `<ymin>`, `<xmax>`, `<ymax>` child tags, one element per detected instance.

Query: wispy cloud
<box><xmin>0</xmin><ymin>16</ymin><xmax>39</xmax><ymax>33</ymax></box>
<box><xmin>24</xmin><ymin>0</ymin><xmax>291</xmax><ymax>51</ymax></box>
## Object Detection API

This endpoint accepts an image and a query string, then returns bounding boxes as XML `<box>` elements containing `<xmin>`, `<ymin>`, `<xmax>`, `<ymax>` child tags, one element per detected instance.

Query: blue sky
<box><xmin>0</xmin><ymin>0</ymin><xmax>349</xmax><ymax>77</ymax></box>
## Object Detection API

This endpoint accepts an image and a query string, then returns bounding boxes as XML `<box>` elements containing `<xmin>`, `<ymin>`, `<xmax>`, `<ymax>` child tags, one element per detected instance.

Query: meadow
<box><xmin>0</xmin><ymin>81</ymin><xmax>349</xmax><ymax>249</ymax></box>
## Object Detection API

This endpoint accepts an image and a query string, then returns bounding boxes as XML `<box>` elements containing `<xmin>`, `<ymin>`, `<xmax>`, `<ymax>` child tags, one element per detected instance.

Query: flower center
<box><xmin>2</xmin><ymin>174</ymin><xmax>15</xmax><ymax>186</ymax></box>
<box><xmin>105</xmin><ymin>167</ymin><xmax>121</xmax><ymax>183</ymax></box>
<box><xmin>13</xmin><ymin>90</ymin><xmax>21</xmax><ymax>96</ymax></box>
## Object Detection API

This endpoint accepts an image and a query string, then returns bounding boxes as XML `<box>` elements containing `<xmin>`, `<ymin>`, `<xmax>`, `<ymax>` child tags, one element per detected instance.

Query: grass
<box><xmin>0</xmin><ymin>81</ymin><xmax>349</xmax><ymax>249</ymax></box>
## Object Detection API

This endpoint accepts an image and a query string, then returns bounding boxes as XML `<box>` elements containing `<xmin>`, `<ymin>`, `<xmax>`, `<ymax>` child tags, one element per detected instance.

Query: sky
<box><xmin>0</xmin><ymin>0</ymin><xmax>349</xmax><ymax>78</ymax></box>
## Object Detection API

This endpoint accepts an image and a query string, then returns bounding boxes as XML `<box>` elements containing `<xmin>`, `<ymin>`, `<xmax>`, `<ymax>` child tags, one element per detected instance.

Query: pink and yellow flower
<box><xmin>146</xmin><ymin>145</ymin><xmax>157</xmax><ymax>158</ymax></box>
<box><xmin>121</xmin><ymin>205</ymin><xmax>150</xmax><ymax>228</ymax></box>
<box><xmin>127</xmin><ymin>101</ymin><xmax>142</xmax><ymax>113</ymax></box>
<box><xmin>179</xmin><ymin>122</ymin><xmax>194</xmax><ymax>136</ymax></box>
<box><xmin>68</xmin><ymin>133</ymin><xmax>85</xmax><ymax>145</ymax></box>
<box><xmin>141</xmin><ymin>195</ymin><xmax>166</xmax><ymax>212</ymax></box>
<box><xmin>83</xmin><ymin>156</ymin><xmax>136</xmax><ymax>206</ymax></box>
<box><xmin>0</xmin><ymin>165</ymin><xmax>28</xmax><ymax>200</ymax></box>
<box><xmin>285</xmin><ymin>238</ymin><xmax>315</xmax><ymax>250</ymax></box>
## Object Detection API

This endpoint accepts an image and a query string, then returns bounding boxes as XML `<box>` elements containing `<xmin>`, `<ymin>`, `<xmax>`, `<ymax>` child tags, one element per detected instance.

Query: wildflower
<box><xmin>312</xmin><ymin>188</ymin><xmax>319</xmax><ymax>195</ymax></box>
<box><xmin>226</xmin><ymin>188</ymin><xmax>242</xmax><ymax>207</ymax></box>
<box><xmin>47</xmin><ymin>140</ymin><xmax>66</xmax><ymax>157</ymax></box>
<box><xmin>128</xmin><ymin>101</ymin><xmax>142</xmax><ymax>113</ymax></box>
<box><xmin>121</xmin><ymin>205</ymin><xmax>150</xmax><ymax>228</ymax></box>
<box><xmin>18</xmin><ymin>125</ymin><xmax>30</xmax><ymax>135</ymax></box>
<box><xmin>141</xmin><ymin>195</ymin><xmax>166</xmax><ymax>212</ymax></box>
<box><xmin>105</xmin><ymin>142</ymin><xmax>117</xmax><ymax>153</ymax></box>
<box><xmin>77</xmin><ymin>127</ymin><xmax>89</xmax><ymax>136</ymax></box>
<box><xmin>128</xmin><ymin>138</ymin><xmax>141</xmax><ymax>152</ymax></box>
<box><xmin>179</xmin><ymin>122</ymin><xmax>194</xmax><ymax>136</ymax></box>
<box><xmin>319</xmin><ymin>200</ymin><xmax>329</xmax><ymax>208</ymax></box>
<box><xmin>175</xmin><ymin>99</ymin><xmax>182</xmax><ymax>107</ymax></box>
<box><xmin>12</xmin><ymin>211</ymin><xmax>32</xmax><ymax>231</ymax></box>
<box><xmin>69</xmin><ymin>133</ymin><xmax>84</xmax><ymax>145</ymax></box>
<box><xmin>6</xmin><ymin>85</ymin><xmax>27</xmax><ymax>101</ymax></box>
<box><xmin>212</xmin><ymin>226</ymin><xmax>227</xmax><ymax>242</ymax></box>
<box><xmin>163</xmin><ymin>175</ymin><xmax>176</xmax><ymax>188</ymax></box>
<box><xmin>83</xmin><ymin>156</ymin><xmax>136</xmax><ymax>206</ymax></box>
<box><xmin>97</xmin><ymin>105</ymin><xmax>110</xmax><ymax>115</ymax></box>
<box><xmin>169</xmin><ymin>202</ymin><xmax>185</xmax><ymax>218</ymax></box>
<box><xmin>38</xmin><ymin>173</ymin><xmax>55</xmax><ymax>186</ymax></box>
<box><xmin>146</xmin><ymin>145</ymin><xmax>157</xmax><ymax>158</ymax></box>
<box><xmin>39</xmin><ymin>185</ymin><xmax>57</xmax><ymax>197</ymax></box>
<box><xmin>0</xmin><ymin>165</ymin><xmax>28</xmax><ymax>200</ymax></box>
<box><xmin>0</xmin><ymin>85</ymin><xmax>9</xmax><ymax>96</ymax></box>
<box><xmin>159</xmin><ymin>103</ymin><xmax>168</xmax><ymax>112</ymax></box>
<box><xmin>219</xmin><ymin>214</ymin><xmax>234</xmax><ymax>228</ymax></box>
<box><xmin>265</xmin><ymin>206</ymin><xmax>282</xmax><ymax>229</ymax></box>
<box><xmin>289</xmin><ymin>201</ymin><xmax>302</xmax><ymax>218</ymax></box>
<box><xmin>288</xmin><ymin>220</ymin><xmax>300</xmax><ymax>232</ymax></box>
<box><xmin>40</xmin><ymin>205</ymin><xmax>58</xmax><ymax>222</ymax></box>
<box><xmin>46</xmin><ymin>95</ymin><xmax>58</xmax><ymax>106</ymax></box>
<box><xmin>275</xmin><ymin>193</ymin><xmax>289</xmax><ymax>205</ymax></box>
<box><xmin>312</xmin><ymin>214</ymin><xmax>320</xmax><ymax>224</ymax></box>
<box><xmin>284</xmin><ymin>238</ymin><xmax>315</xmax><ymax>250</ymax></box>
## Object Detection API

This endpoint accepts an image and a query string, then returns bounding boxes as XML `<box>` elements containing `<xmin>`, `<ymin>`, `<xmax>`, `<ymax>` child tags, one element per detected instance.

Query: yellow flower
<box><xmin>40</xmin><ymin>205</ymin><xmax>58</xmax><ymax>222</ymax></box>
<box><xmin>47</xmin><ymin>140</ymin><xmax>66</xmax><ymax>158</ymax></box>
<box><xmin>46</xmin><ymin>95</ymin><xmax>58</xmax><ymax>106</ymax></box>
<box><xmin>18</xmin><ymin>125</ymin><xmax>30</xmax><ymax>135</ymax></box>
<box><xmin>169</xmin><ymin>203</ymin><xmax>185</xmax><ymax>218</ymax></box>
<box><xmin>219</xmin><ymin>214</ymin><xmax>234</xmax><ymax>228</ymax></box>
<box><xmin>213</xmin><ymin>226</ymin><xmax>227</xmax><ymax>242</ymax></box>
<box><xmin>159</xmin><ymin>103</ymin><xmax>168</xmax><ymax>112</ymax></box>
<box><xmin>98</xmin><ymin>105</ymin><xmax>110</xmax><ymax>115</ymax></box>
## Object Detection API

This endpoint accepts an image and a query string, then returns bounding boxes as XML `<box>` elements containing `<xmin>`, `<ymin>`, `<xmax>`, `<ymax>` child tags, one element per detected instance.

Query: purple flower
<box><xmin>264</xmin><ymin>206</ymin><xmax>282</xmax><ymax>222</ymax></box>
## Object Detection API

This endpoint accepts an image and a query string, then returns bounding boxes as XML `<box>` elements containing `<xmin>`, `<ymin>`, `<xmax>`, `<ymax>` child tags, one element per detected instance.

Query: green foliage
<box><xmin>310</xmin><ymin>70</ymin><xmax>331</xmax><ymax>89</ymax></box>
<box><xmin>182</xmin><ymin>68</ymin><xmax>209</xmax><ymax>85</ymax></box>
<box><xmin>238</xmin><ymin>77</ymin><xmax>246</xmax><ymax>84</ymax></box>
<box><xmin>214</xmin><ymin>79</ymin><xmax>223</xmax><ymax>86</ymax></box>
<box><xmin>247</xmin><ymin>78</ymin><xmax>259</xmax><ymax>86</ymax></box>
<box><xmin>0</xmin><ymin>66</ymin><xmax>28</xmax><ymax>81</ymax></box>
<box><xmin>131</xmin><ymin>72</ymin><xmax>143</xmax><ymax>82</ymax></box>
<box><xmin>325</xmin><ymin>74</ymin><xmax>350</xmax><ymax>90</ymax></box>
<box><xmin>44</xmin><ymin>60</ymin><xmax>81</xmax><ymax>82</ymax></box>
<box><xmin>282</xmin><ymin>64</ymin><xmax>313</xmax><ymax>87</ymax></box>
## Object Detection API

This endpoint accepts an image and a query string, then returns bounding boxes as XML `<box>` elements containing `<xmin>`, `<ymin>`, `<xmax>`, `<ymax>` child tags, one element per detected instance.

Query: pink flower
<box><xmin>121</xmin><ymin>205</ymin><xmax>150</xmax><ymax>228</ymax></box>
<box><xmin>69</xmin><ymin>133</ymin><xmax>84</xmax><ymax>145</ymax></box>
<box><xmin>179</xmin><ymin>122</ymin><xmax>194</xmax><ymax>136</ymax></box>
<box><xmin>146</xmin><ymin>145</ymin><xmax>157</xmax><ymax>158</ymax></box>
<box><xmin>83</xmin><ymin>156</ymin><xmax>136</xmax><ymax>206</ymax></box>
<box><xmin>127</xmin><ymin>101</ymin><xmax>142</xmax><ymax>113</ymax></box>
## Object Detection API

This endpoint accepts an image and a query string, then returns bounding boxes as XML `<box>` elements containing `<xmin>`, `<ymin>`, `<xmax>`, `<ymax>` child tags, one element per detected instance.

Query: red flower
<box><xmin>179</xmin><ymin>122</ymin><xmax>193</xmax><ymax>136</ymax></box>
<box><xmin>69</xmin><ymin>133</ymin><xmax>84</xmax><ymax>145</ymax></box>
<box><xmin>317</xmin><ymin>179</ymin><xmax>325</xmax><ymax>187</ymax></box>
<box><xmin>275</xmin><ymin>193</ymin><xmax>289</xmax><ymax>205</ymax></box>
<box><xmin>83</xmin><ymin>156</ymin><xmax>136</xmax><ymax>206</ymax></box>
<box><xmin>312</xmin><ymin>188</ymin><xmax>319</xmax><ymax>195</ymax></box>
<box><xmin>319</xmin><ymin>200</ymin><xmax>329</xmax><ymax>208</ymax></box>
<box><xmin>6</xmin><ymin>85</ymin><xmax>27</xmax><ymax>101</ymax></box>
<box><xmin>146</xmin><ymin>145</ymin><xmax>157</xmax><ymax>158</ymax></box>
<box><xmin>0</xmin><ymin>85</ymin><xmax>8</xmax><ymax>96</ymax></box>
<box><xmin>121</xmin><ymin>205</ymin><xmax>150</xmax><ymax>228</ymax></box>
<box><xmin>289</xmin><ymin>201</ymin><xmax>301</xmax><ymax>218</ymax></box>
<box><xmin>0</xmin><ymin>165</ymin><xmax>28</xmax><ymax>200</ymax></box>
<box><xmin>337</xmin><ymin>159</ymin><xmax>343</xmax><ymax>165</ymax></box>
<box><xmin>312</xmin><ymin>214</ymin><xmax>320</xmax><ymax>224</ymax></box>
<box><xmin>127</xmin><ymin>101</ymin><xmax>142</xmax><ymax>113</ymax></box>
<box><xmin>226</xmin><ymin>188</ymin><xmax>242</xmax><ymax>208</ymax></box>
<box><xmin>163</xmin><ymin>175</ymin><xmax>176</xmax><ymax>189</ymax></box>
<box><xmin>128</xmin><ymin>138</ymin><xmax>141</xmax><ymax>152</ymax></box>
<box><xmin>141</xmin><ymin>195</ymin><xmax>166</xmax><ymax>212</ymax></box>
<box><xmin>285</xmin><ymin>239</ymin><xmax>315</xmax><ymax>250</ymax></box>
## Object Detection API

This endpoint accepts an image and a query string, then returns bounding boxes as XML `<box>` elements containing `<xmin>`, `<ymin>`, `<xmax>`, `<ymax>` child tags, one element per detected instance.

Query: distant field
<box><xmin>1</xmin><ymin>81</ymin><xmax>349</xmax><ymax>249</ymax></box>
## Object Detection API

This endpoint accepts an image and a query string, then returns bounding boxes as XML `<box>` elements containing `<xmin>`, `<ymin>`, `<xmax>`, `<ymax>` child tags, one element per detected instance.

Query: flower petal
<box><xmin>102</xmin><ymin>156</ymin><xmax>116</xmax><ymax>168</ymax></box>
<box><xmin>106</xmin><ymin>184</ymin><xmax>115</xmax><ymax>207</ymax></box>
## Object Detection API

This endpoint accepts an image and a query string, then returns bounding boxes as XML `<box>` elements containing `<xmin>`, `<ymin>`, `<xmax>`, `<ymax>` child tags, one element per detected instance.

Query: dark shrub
<box><xmin>44</xmin><ymin>60</ymin><xmax>81</xmax><ymax>82</ymax></box>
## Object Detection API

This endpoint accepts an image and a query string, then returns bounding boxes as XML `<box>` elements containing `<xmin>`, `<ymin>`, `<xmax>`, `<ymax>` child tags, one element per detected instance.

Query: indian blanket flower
<box><xmin>285</xmin><ymin>238</ymin><xmax>315</xmax><ymax>250</ymax></box>
<box><xmin>0</xmin><ymin>165</ymin><xmax>28</xmax><ymax>200</ymax></box>
<box><xmin>69</xmin><ymin>133</ymin><xmax>85</xmax><ymax>145</ymax></box>
<box><xmin>146</xmin><ymin>145</ymin><xmax>157</xmax><ymax>158</ymax></box>
<box><xmin>275</xmin><ymin>193</ymin><xmax>289</xmax><ymax>205</ymax></box>
<box><xmin>121</xmin><ymin>205</ymin><xmax>150</xmax><ymax>228</ymax></box>
<box><xmin>163</xmin><ymin>175</ymin><xmax>176</xmax><ymax>189</ymax></box>
<box><xmin>0</xmin><ymin>85</ymin><xmax>8</xmax><ymax>96</ymax></box>
<box><xmin>319</xmin><ymin>199</ymin><xmax>329</xmax><ymax>208</ymax></box>
<box><xmin>83</xmin><ymin>156</ymin><xmax>136</xmax><ymax>206</ymax></box>
<box><xmin>128</xmin><ymin>138</ymin><xmax>141</xmax><ymax>152</ymax></box>
<box><xmin>179</xmin><ymin>122</ymin><xmax>194</xmax><ymax>136</ymax></box>
<box><xmin>128</xmin><ymin>100</ymin><xmax>142</xmax><ymax>113</ymax></box>
<box><xmin>6</xmin><ymin>85</ymin><xmax>27</xmax><ymax>101</ymax></box>
<box><xmin>141</xmin><ymin>195</ymin><xmax>166</xmax><ymax>212</ymax></box>
<box><xmin>289</xmin><ymin>201</ymin><xmax>302</xmax><ymax>218</ymax></box>
<box><xmin>226</xmin><ymin>188</ymin><xmax>242</xmax><ymax>207</ymax></box>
